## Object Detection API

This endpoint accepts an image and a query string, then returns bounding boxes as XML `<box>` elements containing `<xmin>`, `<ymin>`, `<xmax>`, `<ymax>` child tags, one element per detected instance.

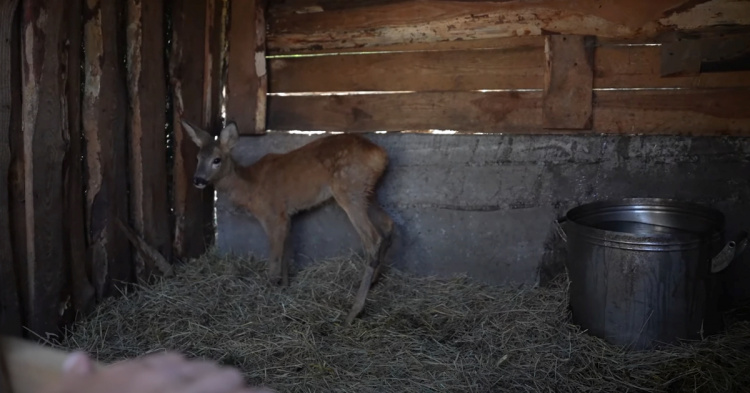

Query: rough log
<box><xmin>226</xmin><ymin>0</ymin><xmax>267</xmax><ymax>134</ymax></box>
<box><xmin>267</xmin><ymin>88</ymin><xmax>750</xmax><ymax>135</ymax></box>
<box><xmin>170</xmin><ymin>0</ymin><xmax>221</xmax><ymax>258</ymax></box>
<box><xmin>267</xmin><ymin>36</ymin><xmax>750</xmax><ymax>94</ymax></box>
<box><xmin>83</xmin><ymin>0</ymin><xmax>132</xmax><ymax>299</ymax></box>
<box><xmin>7</xmin><ymin>0</ymin><xmax>26</xmax><ymax>334</ymax></box>
<box><xmin>0</xmin><ymin>0</ymin><xmax>21</xmax><ymax>336</ymax></box>
<box><xmin>20</xmin><ymin>0</ymin><xmax>70</xmax><ymax>336</ymax></box>
<box><xmin>127</xmin><ymin>0</ymin><xmax>171</xmax><ymax>279</ymax></box>
<box><xmin>268</xmin><ymin>0</ymin><xmax>750</xmax><ymax>54</ymax></box>
<box><xmin>63</xmin><ymin>0</ymin><xmax>95</xmax><ymax>316</ymax></box>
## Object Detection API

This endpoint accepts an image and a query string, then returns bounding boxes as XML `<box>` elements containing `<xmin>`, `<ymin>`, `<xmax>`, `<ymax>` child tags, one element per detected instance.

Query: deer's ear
<box><xmin>219</xmin><ymin>122</ymin><xmax>239</xmax><ymax>151</ymax></box>
<box><xmin>180</xmin><ymin>118</ymin><xmax>212</xmax><ymax>147</ymax></box>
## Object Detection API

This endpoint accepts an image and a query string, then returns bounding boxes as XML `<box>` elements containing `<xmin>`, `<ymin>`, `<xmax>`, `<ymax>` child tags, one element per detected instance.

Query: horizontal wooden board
<box><xmin>269</xmin><ymin>38</ymin><xmax>545</xmax><ymax>92</ymax></box>
<box><xmin>268</xmin><ymin>0</ymin><xmax>750</xmax><ymax>54</ymax></box>
<box><xmin>268</xmin><ymin>40</ymin><xmax>750</xmax><ymax>93</ymax></box>
<box><xmin>267</xmin><ymin>89</ymin><xmax>750</xmax><ymax>135</ymax></box>
<box><xmin>267</xmin><ymin>91</ymin><xmax>543</xmax><ymax>132</ymax></box>
<box><xmin>595</xmin><ymin>45</ymin><xmax>750</xmax><ymax>88</ymax></box>
<box><xmin>592</xmin><ymin>88</ymin><xmax>750</xmax><ymax>135</ymax></box>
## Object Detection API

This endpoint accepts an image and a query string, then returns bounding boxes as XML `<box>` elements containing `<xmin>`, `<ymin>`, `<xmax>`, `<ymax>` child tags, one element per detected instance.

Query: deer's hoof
<box><xmin>268</xmin><ymin>275</ymin><xmax>283</xmax><ymax>286</ymax></box>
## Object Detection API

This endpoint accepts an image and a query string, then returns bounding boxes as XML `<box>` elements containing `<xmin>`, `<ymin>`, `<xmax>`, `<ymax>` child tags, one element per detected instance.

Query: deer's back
<box><xmin>243</xmin><ymin>134</ymin><xmax>388</xmax><ymax>213</ymax></box>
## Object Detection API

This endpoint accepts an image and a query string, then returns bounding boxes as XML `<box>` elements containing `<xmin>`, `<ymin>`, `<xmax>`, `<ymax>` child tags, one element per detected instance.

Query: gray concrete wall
<box><xmin>215</xmin><ymin>133</ymin><xmax>750</xmax><ymax>302</ymax></box>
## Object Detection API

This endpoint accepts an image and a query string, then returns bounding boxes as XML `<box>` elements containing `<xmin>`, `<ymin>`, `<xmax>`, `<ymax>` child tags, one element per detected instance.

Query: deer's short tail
<box><xmin>364</xmin><ymin>143</ymin><xmax>388</xmax><ymax>178</ymax></box>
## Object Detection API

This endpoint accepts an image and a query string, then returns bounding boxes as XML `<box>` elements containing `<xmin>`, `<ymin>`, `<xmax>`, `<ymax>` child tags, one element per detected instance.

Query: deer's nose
<box><xmin>193</xmin><ymin>177</ymin><xmax>208</xmax><ymax>188</ymax></box>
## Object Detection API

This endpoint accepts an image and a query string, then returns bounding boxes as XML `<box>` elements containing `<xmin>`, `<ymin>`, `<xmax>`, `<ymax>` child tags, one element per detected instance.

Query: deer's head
<box><xmin>180</xmin><ymin>119</ymin><xmax>239</xmax><ymax>189</ymax></box>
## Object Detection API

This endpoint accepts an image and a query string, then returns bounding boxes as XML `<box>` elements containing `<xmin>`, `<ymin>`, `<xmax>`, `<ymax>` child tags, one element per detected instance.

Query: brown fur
<box><xmin>181</xmin><ymin>119</ymin><xmax>394</xmax><ymax>324</ymax></box>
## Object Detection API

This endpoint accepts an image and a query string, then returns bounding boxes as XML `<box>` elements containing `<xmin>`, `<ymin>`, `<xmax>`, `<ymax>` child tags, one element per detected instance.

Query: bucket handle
<box><xmin>553</xmin><ymin>217</ymin><xmax>568</xmax><ymax>243</ymax></box>
<box><xmin>711</xmin><ymin>230</ymin><xmax>749</xmax><ymax>273</ymax></box>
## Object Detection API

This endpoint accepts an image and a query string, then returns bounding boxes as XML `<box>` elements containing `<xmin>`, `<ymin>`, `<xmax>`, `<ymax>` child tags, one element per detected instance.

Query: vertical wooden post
<box><xmin>226</xmin><ymin>0</ymin><xmax>267</xmax><ymax>135</ymax></box>
<box><xmin>63</xmin><ymin>0</ymin><xmax>95</xmax><ymax>315</ymax></box>
<box><xmin>170</xmin><ymin>0</ymin><xmax>223</xmax><ymax>259</ymax></box>
<box><xmin>127</xmin><ymin>0</ymin><xmax>171</xmax><ymax>279</ymax></box>
<box><xmin>20</xmin><ymin>0</ymin><xmax>70</xmax><ymax>336</ymax></box>
<box><xmin>543</xmin><ymin>35</ymin><xmax>595</xmax><ymax>130</ymax></box>
<box><xmin>83</xmin><ymin>0</ymin><xmax>132</xmax><ymax>299</ymax></box>
<box><xmin>0</xmin><ymin>0</ymin><xmax>21</xmax><ymax>336</ymax></box>
<box><xmin>8</xmin><ymin>0</ymin><xmax>26</xmax><ymax>333</ymax></box>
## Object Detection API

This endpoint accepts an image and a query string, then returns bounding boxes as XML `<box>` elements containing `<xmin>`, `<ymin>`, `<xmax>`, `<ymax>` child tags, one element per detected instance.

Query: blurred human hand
<box><xmin>40</xmin><ymin>351</ymin><xmax>277</xmax><ymax>393</ymax></box>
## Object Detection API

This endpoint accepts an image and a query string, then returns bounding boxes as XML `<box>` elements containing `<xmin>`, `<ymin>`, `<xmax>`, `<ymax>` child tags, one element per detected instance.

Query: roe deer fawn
<box><xmin>180</xmin><ymin>119</ymin><xmax>394</xmax><ymax>324</ymax></box>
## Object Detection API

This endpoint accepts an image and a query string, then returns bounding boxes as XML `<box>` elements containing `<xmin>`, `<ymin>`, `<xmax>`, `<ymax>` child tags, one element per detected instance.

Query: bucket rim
<box><xmin>563</xmin><ymin>198</ymin><xmax>724</xmax><ymax>248</ymax></box>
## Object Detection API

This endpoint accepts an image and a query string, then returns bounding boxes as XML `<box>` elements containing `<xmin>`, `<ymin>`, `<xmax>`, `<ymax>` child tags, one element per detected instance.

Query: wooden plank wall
<box><xmin>0</xmin><ymin>0</ymin><xmax>224</xmax><ymax>338</ymax></box>
<box><xmin>264</xmin><ymin>0</ymin><xmax>750</xmax><ymax>135</ymax></box>
<box><xmin>170</xmin><ymin>0</ymin><xmax>223</xmax><ymax>259</ymax></box>
<box><xmin>0</xmin><ymin>0</ymin><xmax>21</xmax><ymax>336</ymax></box>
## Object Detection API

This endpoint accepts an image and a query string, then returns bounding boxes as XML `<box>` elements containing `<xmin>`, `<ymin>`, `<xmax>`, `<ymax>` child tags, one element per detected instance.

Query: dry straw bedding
<box><xmin>56</xmin><ymin>252</ymin><xmax>750</xmax><ymax>393</ymax></box>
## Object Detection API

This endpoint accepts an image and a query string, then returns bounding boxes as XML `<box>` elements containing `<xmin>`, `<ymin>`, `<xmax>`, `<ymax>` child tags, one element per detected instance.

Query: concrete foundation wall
<box><xmin>215</xmin><ymin>133</ymin><xmax>750</xmax><ymax>302</ymax></box>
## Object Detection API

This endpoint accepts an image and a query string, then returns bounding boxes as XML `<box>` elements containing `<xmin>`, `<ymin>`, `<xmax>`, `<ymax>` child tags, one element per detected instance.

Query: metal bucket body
<box><xmin>564</xmin><ymin>198</ymin><xmax>724</xmax><ymax>350</ymax></box>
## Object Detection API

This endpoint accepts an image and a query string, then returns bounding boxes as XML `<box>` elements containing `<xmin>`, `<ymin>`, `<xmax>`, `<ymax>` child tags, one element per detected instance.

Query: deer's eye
<box><xmin>212</xmin><ymin>157</ymin><xmax>222</xmax><ymax>165</ymax></box>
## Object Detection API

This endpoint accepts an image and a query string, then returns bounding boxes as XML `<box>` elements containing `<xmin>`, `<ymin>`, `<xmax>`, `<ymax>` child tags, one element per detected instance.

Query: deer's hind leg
<box><xmin>332</xmin><ymin>188</ymin><xmax>384</xmax><ymax>324</ymax></box>
<box><xmin>368</xmin><ymin>202</ymin><xmax>394</xmax><ymax>285</ymax></box>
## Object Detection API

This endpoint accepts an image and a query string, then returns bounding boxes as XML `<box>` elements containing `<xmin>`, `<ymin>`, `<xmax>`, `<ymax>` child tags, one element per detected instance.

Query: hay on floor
<box><xmin>54</xmin><ymin>251</ymin><xmax>750</xmax><ymax>393</ymax></box>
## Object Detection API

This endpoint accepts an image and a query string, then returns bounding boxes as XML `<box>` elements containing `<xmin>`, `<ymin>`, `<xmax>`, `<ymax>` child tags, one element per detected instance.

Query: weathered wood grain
<box><xmin>267</xmin><ymin>88</ymin><xmax>750</xmax><ymax>135</ymax></box>
<box><xmin>543</xmin><ymin>35</ymin><xmax>594</xmax><ymax>130</ymax></box>
<box><xmin>596</xmin><ymin>44</ymin><xmax>750</xmax><ymax>88</ymax></box>
<box><xmin>593</xmin><ymin>88</ymin><xmax>750</xmax><ymax>135</ymax></box>
<box><xmin>127</xmin><ymin>0</ymin><xmax>171</xmax><ymax>279</ymax></box>
<box><xmin>268</xmin><ymin>0</ymin><xmax>750</xmax><ymax>53</ymax></box>
<box><xmin>62</xmin><ymin>0</ymin><xmax>94</xmax><ymax>316</ymax></box>
<box><xmin>227</xmin><ymin>0</ymin><xmax>267</xmax><ymax>134</ymax></box>
<box><xmin>205</xmin><ymin>0</ymin><xmax>226</xmax><ymax>132</ymax></box>
<box><xmin>20</xmin><ymin>0</ymin><xmax>70</xmax><ymax>335</ymax></box>
<box><xmin>267</xmin><ymin>91</ymin><xmax>543</xmax><ymax>132</ymax></box>
<box><xmin>170</xmin><ymin>0</ymin><xmax>219</xmax><ymax>258</ymax></box>
<box><xmin>268</xmin><ymin>37</ymin><xmax>545</xmax><ymax>92</ymax></box>
<box><xmin>8</xmin><ymin>0</ymin><xmax>26</xmax><ymax>334</ymax></box>
<box><xmin>268</xmin><ymin>37</ymin><xmax>750</xmax><ymax>94</ymax></box>
<box><xmin>0</xmin><ymin>0</ymin><xmax>21</xmax><ymax>336</ymax></box>
<box><xmin>83</xmin><ymin>0</ymin><xmax>132</xmax><ymax>299</ymax></box>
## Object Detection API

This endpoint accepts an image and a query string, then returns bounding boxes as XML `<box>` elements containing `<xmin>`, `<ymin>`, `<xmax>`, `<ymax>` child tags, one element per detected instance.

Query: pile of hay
<box><xmin>55</xmin><ymin>251</ymin><xmax>750</xmax><ymax>393</ymax></box>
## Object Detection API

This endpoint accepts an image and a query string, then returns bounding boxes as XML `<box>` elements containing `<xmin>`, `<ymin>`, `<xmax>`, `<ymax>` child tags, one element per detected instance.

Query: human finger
<box><xmin>173</xmin><ymin>368</ymin><xmax>246</xmax><ymax>393</ymax></box>
<box><xmin>61</xmin><ymin>351</ymin><xmax>95</xmax><ymax>375</ymax></box>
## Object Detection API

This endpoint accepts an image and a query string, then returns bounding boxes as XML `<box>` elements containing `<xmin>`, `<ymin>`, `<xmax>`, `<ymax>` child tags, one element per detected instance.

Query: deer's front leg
<box><xmin>263</xmin><ymin>214</ymin><xmax>290</xmax><ymax>286</ymax></box>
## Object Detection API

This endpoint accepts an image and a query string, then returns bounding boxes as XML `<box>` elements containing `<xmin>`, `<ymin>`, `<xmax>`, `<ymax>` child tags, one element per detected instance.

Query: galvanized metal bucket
<box><xmin>556</xmin><ymin>198</ymin><xmax>747</xmax><ymax>350</ymax></box>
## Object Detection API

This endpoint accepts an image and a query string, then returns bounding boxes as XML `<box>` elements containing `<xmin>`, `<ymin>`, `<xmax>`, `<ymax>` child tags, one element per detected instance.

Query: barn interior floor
<box><xmin>53</xmin><ymin>251</ymin><xmax>750</xmax><ymax>393</ymax></box>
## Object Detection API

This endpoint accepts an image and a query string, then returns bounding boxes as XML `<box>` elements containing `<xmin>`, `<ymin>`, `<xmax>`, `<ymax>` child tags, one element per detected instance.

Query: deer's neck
<box><xmin>214</xmin><ymin>158</ymin><xmax>256</xmax><ymax>197</ymax></box>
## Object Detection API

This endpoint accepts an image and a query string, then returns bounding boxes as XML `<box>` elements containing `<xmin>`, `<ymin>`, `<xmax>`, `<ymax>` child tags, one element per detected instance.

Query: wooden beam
<box><xmin>83</xmin><ymin>0</ymin><xmax>133</xmax><ymax>299</ymax></box>
<box><xmin>592</xmin><ymin>88</ymin><xmax>750</xmax><ymax>135</ymax></box>
<box><xmin>267</xmin><ymin>88</ymin><xmax>750</xmax><ymax>135</ymax></box>
<box><xmin>63</xmin><ymin>0</ymin><xmax>95</xmax><ymax>316</ymax></box>
<box><xmin>543</xmin><ymin>35</ymin><xmax>595</xmax><ymax>130</ymax></box>
<box><xmin>267</xmin><ymin>91</ymin><xmax>543</xmax><ymax>133</ymax></box>
<box><xmin>20</xmin><ymin>0</ymin><xmax>70</xmax><ymax>335</ymax></box>
<box><xmin>596</xmin><ymin>44</ymin><xmax>750</xmax><ymax>88</ymax></box>
<box><xmin>268</xmin><ymin>0</ymin><xmax>750</xmax><ymax>54</ymax></box>
<box><xmin>268</xmin><ymin>37</ymin><xmax>750</xmax><ymax>96</ymax></box>
<box><xmin>0</xmin><ymin>0</ymin><xmax>21</xmax><ymax>336</ymax></box>
<box><xmin>226</xmin><ymin>0</ymin><xmax>267</xmax><ymax>134</ymax></box>
<box><xmin>7</xmin><ymin>0</ymin><xmax>26</xmax><ymax>334</ymax></box>
<box><xmin>205</xmin><ymin>0</ymin><xmax>226</xmax><ymax>131</ymax></box>
<box><xmin>268</xmin><ymin>37</ymin><xmax>545</xmax><ymax>92</ymax></box>
<box><xmin>170</xmin><ymin>0</ymin><xmax>220</xmax><ymax>258</ymax></box>
<box><xmin>660</xmin><ymin>31</ymin><xmax>750</xmax><ymax>76</ymax></box>
<box><xmin>127</xmin><ymin>0</ymin><xmax>171</xmax><ymax>279</ymax></box>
